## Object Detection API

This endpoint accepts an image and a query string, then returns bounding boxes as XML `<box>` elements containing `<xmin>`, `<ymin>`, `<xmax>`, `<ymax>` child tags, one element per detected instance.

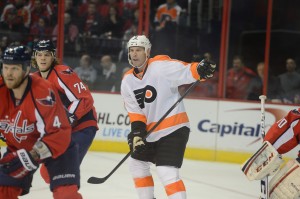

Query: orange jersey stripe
<box><xmin>190</xmin><ymin>62</ymin><xmax>201</xmax><ymax>80</ymax></box>
<box><xmin>128</xmin><ymin>112</ymin><xmax>147</xmax><ymax>124</ymax></box>
<box><xmin>146</xmin><ymin>112</ymin><xmax>189</xmax><ymax>133</ymax></box>
<box><xmin>134</xmin><ymin>176</ymin><xmax>154</xmax><ymax>188</ymax></box>
<box><xmin>165</xmin><ymin>180</ymin><xmax>186</xmax><ymax>196</ymax></box>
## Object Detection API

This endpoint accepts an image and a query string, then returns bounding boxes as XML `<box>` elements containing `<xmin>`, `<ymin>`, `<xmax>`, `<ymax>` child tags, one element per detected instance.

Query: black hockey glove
<box><xmin>127</xmin><ymin>130</ymin><xmax>148</xmax><ymax>154</ymax></box>
<box><xmin>0</xmin><ymin>149</ymin><xmax>38</xmax><ymax>179</ymax></box>
<box><xmin>196</xmin><ymin>59</ymin><xmax>216</xmax><ymax>80</ymax></box>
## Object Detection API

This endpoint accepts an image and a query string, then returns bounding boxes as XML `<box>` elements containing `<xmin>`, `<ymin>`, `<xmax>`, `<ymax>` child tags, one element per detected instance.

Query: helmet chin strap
<box><xmin>130</xmin><ymin>57</ymin><xmax>148</xmax><ymax>69</ymax></box>
<box><xmin>129</xmin><ymin>50</ymin><xmax>150</xmax><ymax>69</ymax></box>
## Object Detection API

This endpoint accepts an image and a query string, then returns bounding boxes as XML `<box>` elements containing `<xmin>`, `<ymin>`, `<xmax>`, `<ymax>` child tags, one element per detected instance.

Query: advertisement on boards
<box><xmin>92</xmin><ymin>93</ymin><xmax>298</xmax><ymax>157</ymax></box>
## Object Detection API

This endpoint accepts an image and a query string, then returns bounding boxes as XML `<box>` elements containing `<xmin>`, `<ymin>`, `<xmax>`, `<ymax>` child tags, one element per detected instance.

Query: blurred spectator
<box><xmin>0</xmin><ymin>36</ymin><xmax>9</xmax><ymax>52</ymax></box>
<box><xmin>52</xmin><ymin>12</ymin><xmax>79</xmax><ymax>54</ymax></box>
<box><xmin>29</xmin><ymin>0</ymin><xmax>54</xmax><ymax>27</ymax></box>
<box><xmin>203</xmin><ymin>52</ymin><xmax>213</xmax><ymax>61</ymax></box>
<box><xmin>64</xmin><ymin>0</ymin><xmax>78</xmax><ymax>21</ymax></box>
<box><xmin>279</xmin><ymin>58</ymin><xmax>300</xmax><ymax>103</ymax></box>
<box><xmin>29</xmin><ymin>17</ymin><xmax>52</xmax><ymax>41</ymax></box>
<box><xmin>93</xmin><ymin>54</ymin><xmax>118</xmax><ymax>92</ymax></box>
<box><xmin>78</xmin><ymin>0</ymin><xmax>101</xmax><ymax>17</ymax></box>
<box><xmin>118</xmin><ymin>22</ymin><xmax>138</xmax><ymax>62</ymax></box>
<box><xmin>226</xmin><ymin>55</ymin><xmax>256</xmax><ymax>100</ymax></box>
<box><xmin>123</xmin><ymin>7</ymin><xmax>139</xmax><ymax>32</ymax></box>
<box><xmin>152</xmin><ymin>0</ymin><xmax>182</xmax><ymax>57</ymax></box>
<box><xmin>0</xmin><ymin>0</ymin><xmax>31</xmax><ymax>32</ymax></box>
<box><xmin>247</xmin><ymin>62</ymin><xmax>283</xmax><ymax>102</ymax></box>
<box><xmin>78</xmin><ymin>2</ymin><xmax>105</xmax><ymax>54</ymax></box>
<box><xmin>102</xmin><ymin>5</ymin><xmax>124</xmax><ymax>38</ymax></box>
<box><xmin>123</xmin><ymin>0</ymin><xmax>138</xmax><ymax>20</ymax></box>
<box><xmin>79</xmin><ymin>2</ymin><xmax>104</xmax><ymax>37</ymax></box>
<box><xmin>98</xmin><ymin>0</ymin><xmax>123</xmax><ymax>18</ymax></box>
<box><xmin>74</xmin><ymin>54</ymin><xmax>97</xmax><ymax>88</ymax></box>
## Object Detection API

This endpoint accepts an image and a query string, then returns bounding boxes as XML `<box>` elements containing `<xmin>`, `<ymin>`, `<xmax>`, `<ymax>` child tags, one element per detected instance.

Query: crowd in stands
<box><xmin>225</xmin><ymin>56</ymin><xmax>300</xmax><ymax>104</ymax></box>
<box><xmin>0</xmin><ymin>0</ymin><xmax>300</xmax><ymax>104</ymax></box>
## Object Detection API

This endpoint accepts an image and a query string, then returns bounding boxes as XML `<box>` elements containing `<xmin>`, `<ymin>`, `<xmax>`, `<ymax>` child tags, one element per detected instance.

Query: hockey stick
<box><xmin>259</xmin><ymin>95</ymin><xmax>269</xmax><ymax>199</ymax></box>
<box><xmin>88</xmin><ymin>80</ymin><xmax>200</xmax><ymax>184</ymax></box>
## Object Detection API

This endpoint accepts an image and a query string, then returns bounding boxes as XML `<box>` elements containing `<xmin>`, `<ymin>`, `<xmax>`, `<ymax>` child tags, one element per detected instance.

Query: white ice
<box><xmin>19</xmin><ymin>151</ymin><xmax>260</xmax><ymax>199</ymax></box>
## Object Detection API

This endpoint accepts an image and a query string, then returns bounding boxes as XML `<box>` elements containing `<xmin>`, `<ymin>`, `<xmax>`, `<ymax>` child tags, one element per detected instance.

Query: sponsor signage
<box><xmin>92</xmin><ymin>93</ymin><xmax>298</xmax><ymax>157</ymax></box>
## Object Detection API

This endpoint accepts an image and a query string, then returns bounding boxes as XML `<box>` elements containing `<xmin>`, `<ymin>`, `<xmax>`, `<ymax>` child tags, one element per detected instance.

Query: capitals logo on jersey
<box><xmin>133</xmin><ymin>85</ymin><xmax>157</xmax><ymax>109</ymax></box>
<box><xmin>60</xmin><ymin>68</ymin><xmax>74</xmax><ymax>75</ymax></box>
<box><xmin>36</xmin><ymin>89</ymin><xmax>56</xmax><ymax>106</ymax></box>
<box><xmin>0</xmin><ymin>111</ymin><xmax>34</xmax><ymax>143</ymax></box>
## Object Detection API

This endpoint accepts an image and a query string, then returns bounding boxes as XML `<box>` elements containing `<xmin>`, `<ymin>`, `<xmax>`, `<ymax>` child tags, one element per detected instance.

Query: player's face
<box><xmin>129</xmin><ymin>46</ymin><xmax>147</xmax><ymax>67</ymax></box>
<box><xmin>35</xmin><ymin>51</ymin><xmax>54</xmax><ymax>72</ymax></box>
<box><xmin>2</xmin><ymin>64</ymin><xmax>25</xmax><ymax>89</ymax></box>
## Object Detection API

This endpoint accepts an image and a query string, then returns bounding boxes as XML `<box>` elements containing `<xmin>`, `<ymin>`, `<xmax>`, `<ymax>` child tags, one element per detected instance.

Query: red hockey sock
<box><xmin>53</xmin><ymin>185</ymin><xmax>82</xmax><ymax>199</ymax></box>
<box><xmin>0</xmin><ymin>186</ymin><xmax>22</xmax><ymax>199</ymax></box>
<box><xmin>40</xmin><ymin>163</ymin><xmax>50</xmax><ymax>184</ymax></box>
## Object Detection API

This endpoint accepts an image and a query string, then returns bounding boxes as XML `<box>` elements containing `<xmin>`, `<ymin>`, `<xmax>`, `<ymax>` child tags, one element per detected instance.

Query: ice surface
<box><xmin>20</xmin><ymin>151</ymin><xmax>259</xmax><ymax>199</ymax></box>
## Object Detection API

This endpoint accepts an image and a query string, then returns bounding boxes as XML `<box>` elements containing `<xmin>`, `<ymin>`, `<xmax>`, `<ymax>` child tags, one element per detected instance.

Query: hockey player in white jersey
<box><xmin>121</xmin><ymin>35</ymin><xmax>216</xmax><ymax>199</ymax></box>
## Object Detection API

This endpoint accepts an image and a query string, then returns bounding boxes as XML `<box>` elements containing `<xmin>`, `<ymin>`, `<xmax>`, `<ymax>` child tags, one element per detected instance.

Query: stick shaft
<box><xmin>259</xmin><ymin>95</ymin><xmax>269</xmax><ymax>199</ymax></box>
<box><xmin>88</xmin><ymin>80</ymin><xmax>200</xmax><ymax>184</ymax></box>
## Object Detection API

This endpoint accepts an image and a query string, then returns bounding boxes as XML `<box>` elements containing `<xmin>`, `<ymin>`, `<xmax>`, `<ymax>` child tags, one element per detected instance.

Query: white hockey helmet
<box><xmin>127</xmin><ymin>35</ymin><xmax>151</xmax><ymax>68</ymax></box>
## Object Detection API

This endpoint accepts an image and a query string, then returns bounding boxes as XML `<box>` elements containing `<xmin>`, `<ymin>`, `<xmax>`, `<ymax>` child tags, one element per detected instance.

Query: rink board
<box><xmin>0</xmin><ymin>93</ymin><xmax>295</xmax><ymax>164</ymax></box>
<box><xmin>91</xmin><ymin>93</ymin><xmax>298</xmax><ymax>164</ymax></box>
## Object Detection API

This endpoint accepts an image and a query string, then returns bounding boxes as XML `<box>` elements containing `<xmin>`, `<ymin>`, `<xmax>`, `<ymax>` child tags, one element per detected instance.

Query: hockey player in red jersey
<box><xmin>242</xmin><ymin>108</ymin><xmax>300</xmax><ymax>198</ymax></box>
<box><xmin>121</xmin><ymin>35</ymin><xmax>216</xmax><ymax>199</ymax></box>
<box><xmin>31</xmin><ymin>39</ymin><xmax>98</xmax><ymax>183</ymax></box>
<box><xmin>0</xmin><ymin>45</ymin><xmax>82</xmax><ymax>198</ymax></box>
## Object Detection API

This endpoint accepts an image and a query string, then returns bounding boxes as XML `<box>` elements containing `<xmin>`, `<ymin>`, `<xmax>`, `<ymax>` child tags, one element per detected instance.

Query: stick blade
<box><xmin>87</xmin><ymin>176</ymin><xmax>107</xmax><ymax>184</ymax></box>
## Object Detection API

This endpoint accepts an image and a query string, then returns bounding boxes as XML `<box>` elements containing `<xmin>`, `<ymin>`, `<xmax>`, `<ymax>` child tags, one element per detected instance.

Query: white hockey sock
<box><xmin>157</xmin><ymin>166</ymin><xmax>186</xmax><ymax>199</ymax></box>
<box><xmin>128</xmin><ymin>157</ymin><xmax>155</xmax><ymax>199</ymax></box>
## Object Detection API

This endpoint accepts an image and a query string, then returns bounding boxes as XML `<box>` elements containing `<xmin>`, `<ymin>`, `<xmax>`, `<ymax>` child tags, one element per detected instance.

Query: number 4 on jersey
<box><xmin>53</xmin><ymin>116</ymin><xmax>61</xmax><ymax>128</ymax></box>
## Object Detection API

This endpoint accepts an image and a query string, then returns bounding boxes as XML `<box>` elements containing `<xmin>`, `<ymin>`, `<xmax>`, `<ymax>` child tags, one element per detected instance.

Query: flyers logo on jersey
<box><xmin>36</xmin><ymin>89</ymin><xmax>56</xmax><ymax>106</ymax></box>
<box><xmin>133</xmin><ymin>85</ymin><xmax>157</xmax><ymax>109</ymax></box>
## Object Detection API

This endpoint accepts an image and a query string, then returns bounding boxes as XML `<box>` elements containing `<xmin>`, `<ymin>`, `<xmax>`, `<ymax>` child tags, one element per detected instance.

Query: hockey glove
<box><xmin>67</xmin><ymin>112</ymin><xmax>78</xmax><ymax>127</ymax></box>
<box><xmin>0</xmin><ymin>149</ymin><xmax>38</xmax><ymax>179</ymax></box>
<box><xmin>128</xmin><ymin>130</ymin><xmax>148</xmax><ymax>154</ymax></box>
<box><xmin>196</xmin><ymin>59</ymin><xmax>216</xmax><ymax>80</ymax></box>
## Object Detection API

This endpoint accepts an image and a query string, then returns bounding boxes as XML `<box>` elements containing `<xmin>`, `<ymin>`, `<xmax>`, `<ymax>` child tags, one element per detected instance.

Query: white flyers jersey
<box><xmin>121</xmin><ymin>55</ymin><xmax>200</xmax><ymax>142</ymax></box>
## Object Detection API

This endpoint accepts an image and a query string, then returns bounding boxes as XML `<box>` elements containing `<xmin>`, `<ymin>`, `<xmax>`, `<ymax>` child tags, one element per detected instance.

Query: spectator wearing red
<box><xmin>0</xmin><ymin>0</ymin><xmax>31</xmax><ymax>31</ymax></box>
<box><xmin>79</xmin><ymin>2</ymin><xmax>104</xmax><ymax>37</ymax></box>
<box><xmin>98</xmin><ymin>0</ymin><xmax>123</xmax><ymax>18</ymax></box>
<box><xmin>78</xmin><ymin>0</ymin><xmax>101</xmax><ymax>17</ymax></box>
<box><xmin>29</xmin><ymin>17</ymin><xmax>52</xmax><ymax>40</ymax></box>
<box><xmin>226</xmin><ymin>55</ymin><xmax>256</xmax><ymax>99</ymax></box>
<box><xmin>29</xmin><ymin>0</ymin><xmax>54</xmax><ymax>27</ymax></box>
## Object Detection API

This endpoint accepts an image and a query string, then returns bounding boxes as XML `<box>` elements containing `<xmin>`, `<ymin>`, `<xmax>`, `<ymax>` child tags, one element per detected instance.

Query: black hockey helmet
<box><xmin>1</xmin><ymin>45</ymin><xmax>31</xmax><ymax>71</ymax></box>
<box><xmin>33</xmin><ymin>39</ymin><xmax>56</xmax><ymax>57</ymax></box>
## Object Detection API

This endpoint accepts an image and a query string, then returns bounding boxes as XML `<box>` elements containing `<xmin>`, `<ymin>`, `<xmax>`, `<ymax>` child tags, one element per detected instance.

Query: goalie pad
<box><xmin>269</xmin><ymin>159</ymin><xmax>300</xmax><ymax>199</ymax></box>
<box><xmin>241</xmin><ymin>141</ymin><xmax>283</xmax><ymax>181</ymax></box>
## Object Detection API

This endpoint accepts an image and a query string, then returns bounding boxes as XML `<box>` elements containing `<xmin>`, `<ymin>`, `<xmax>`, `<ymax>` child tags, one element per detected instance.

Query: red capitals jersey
<box><xmin>33</xmin><ymin>65</ymin><xmax>98</xmax><ymax>132</ymax></box>
<box><xmin>264</xmin><ymin>108</ymin><xmax>300</xmax><ymax>154</ymax></box>
<box><xmin>0</xmin><ymin>75</ymin><xmax>71</xmax><ymax>158</ymax></box>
